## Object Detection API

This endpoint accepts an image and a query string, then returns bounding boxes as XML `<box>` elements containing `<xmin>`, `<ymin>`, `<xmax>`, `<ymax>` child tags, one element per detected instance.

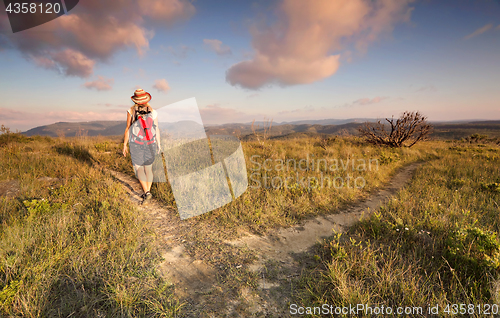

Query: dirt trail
<box><xmin>104</xmin><ymin>169</ymin><xmax>217</xmax><ymax>299</ymax></box>
<box><xmin>229</xmin><ymin>162</ymin><xmax>422</xmax><ymax>264</ymax></box>
<box><xmin>106</xmin><ymin>162</ymin><xmax>423</xmax><ymax>316</ymax></box>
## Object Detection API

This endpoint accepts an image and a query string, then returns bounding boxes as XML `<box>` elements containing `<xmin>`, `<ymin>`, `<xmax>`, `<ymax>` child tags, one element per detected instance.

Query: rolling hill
<box><xmin>21</xmin><ymin>119</ymin><xmax>500</xmax><ymax>140</ymax></box>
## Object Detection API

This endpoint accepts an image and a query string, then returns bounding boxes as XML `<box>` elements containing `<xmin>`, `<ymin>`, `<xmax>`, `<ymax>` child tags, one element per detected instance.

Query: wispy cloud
<box><xmin>416</xmin><ymin>85</ymin><xmax>437</xmax><ymax>93</ymax></box>
<box><xmin>246</xmin><ymin>93</ymin><xmax>259</xmax><ymax>99</ymax></box>
<box><xmin>164</xmin><ymin>44</ymin><xmax>195</xmax><ymax>59</ymax></box>
<box><xmin>226</xmin><ymin>0</ymin><xmax>413</xmax><ymax>89</ymax></box>
<box><xmin>153</xmin><ymin>79</ymin><xmax>170</xmax><ymax>92</ymax></box>
<box><xmin>203</xmin><ymin>39</ymin><xmax>232</xmax><ymax>56</ymax></box>
<box><xmin>138</xmin><ymin>0</ymin><xmax>195</xmax><ymax>26</ymax></box>
<box><xmin>137</xmin><ymin>68</ymin><xmax>147</xmax><ymax>79</ymax></box>
<box><xmin>464</xmin><ymin>23</ymin><xmax>493</xmax><ymax>40</ymax></box>
<box><xmin>277</xmin><ymin>105</ymin><xmax>315</xmax><ymax>115</ymax></box>
<box><xmin>84</xmin><ymin>76</ymin><xmax>114</xmax><ymax>91</ymax></box>
<box><xmin>345</xmin><ymin>96</ymin><xmax>389</xmax><ymax>107</ymax></box>
<box><xmin>32</xmin><ymin>49</ymin><xmax>96</xmax><ymax>77</ymax></box>
<box><xmin>200</xmin><ymin>104</ymin><xmax>248</xmax><ymax>124</ymax></box>
<box><xmin>1</xmin><ymin>107</ymin><xmax>125</xmax><ymax>131</ymax></box>
<box><xmin>95</xmin><ymin>103</ymin><xmax>130</xmax><ymax>108</ymax></box>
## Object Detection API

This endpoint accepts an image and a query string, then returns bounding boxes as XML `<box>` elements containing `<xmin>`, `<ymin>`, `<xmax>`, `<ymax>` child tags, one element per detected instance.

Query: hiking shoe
<box><xmin>139</xmin><ymin>193</ymin><xmax>146</xmax><ymax>204</ymax></box>
<box><xmin>143</xmin><ymin>191</ymin><xmax>152</xmax><ymax>203</ymax></box>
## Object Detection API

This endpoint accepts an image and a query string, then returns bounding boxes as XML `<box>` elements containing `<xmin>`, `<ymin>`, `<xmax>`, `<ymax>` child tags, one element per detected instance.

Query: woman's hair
<box><xmin>135</xmin><ymin>102</ymin><xmax>151</xmax><ymax>109</ymax></box>
<box><xmin>133</xmin><ymin>103</ymin><xmax>152</xmax><ymax>119</ymax></box>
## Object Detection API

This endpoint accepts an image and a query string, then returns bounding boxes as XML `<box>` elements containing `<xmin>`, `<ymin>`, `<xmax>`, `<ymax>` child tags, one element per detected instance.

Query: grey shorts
<box><xmin>130</xmin><ymin>142</ymin><xmax>157</xmax><ymax>166</ymax></box>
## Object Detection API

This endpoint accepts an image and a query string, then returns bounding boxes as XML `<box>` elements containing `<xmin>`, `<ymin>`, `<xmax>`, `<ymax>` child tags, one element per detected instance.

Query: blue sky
<box><xmin>0</xmin><ymin>0</ymin><xmax>499</xmax><ymax>131</ymax></box>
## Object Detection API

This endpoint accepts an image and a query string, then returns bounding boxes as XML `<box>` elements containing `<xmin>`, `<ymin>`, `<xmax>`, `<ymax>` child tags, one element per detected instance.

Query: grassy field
<box><xmin>294</xmin><ymin>142</ymin><xmax>500</xmax><ymax>317</ymax></box>
<box><xmin>0</xmin><ymin>133</ymin><xmax>180</xmax><ymax>317</ymax></box>
<box><xmin>1</xmin><ymin>129</ymin><xmax>499</xmax><ymax>316</ymax></box>
<box><xmin>154</xmin><ymin>135</ymin><xmax>435</xmax><ymax>235</ymax></box>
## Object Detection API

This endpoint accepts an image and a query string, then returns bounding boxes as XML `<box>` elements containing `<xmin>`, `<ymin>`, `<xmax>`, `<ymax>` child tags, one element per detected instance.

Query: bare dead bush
<box><xmin>316</xmin><ymin>136</ymin><xmax>337</xmax><ymax>150</ymax></box>
<box><xmin>251</xmin><ymin>118</ymin><xmax>273</xmax><ymax>146</ymax></box>
<box><xmin>0</xmin><ymin>124</ymin><xmax>11</xmax><ymax>134</ymax></box>
<box><xmin>359</xmin><ymin>111</ymin><xmax>432</xmax><ymax>147</ymax></box>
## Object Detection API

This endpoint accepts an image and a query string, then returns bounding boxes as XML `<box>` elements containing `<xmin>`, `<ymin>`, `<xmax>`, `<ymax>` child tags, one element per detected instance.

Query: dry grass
<box><xmin>0</xmin><ymin>135</ymin><xmax>180</xmax><ymax>317</ymax></box>
<box><xmin>294</xmin><ymin>142</ymin><xmax>500</xmax><ymax>317</ymax></box>
<box><xmin>2</xmin><ymin>129</ymin><xmax>497</xmax><ymax>317</ymax></box>
<box><xmin>174</xmin><ymin>136</ymin><xmax>438</xmax><ymax>238</ymax></box>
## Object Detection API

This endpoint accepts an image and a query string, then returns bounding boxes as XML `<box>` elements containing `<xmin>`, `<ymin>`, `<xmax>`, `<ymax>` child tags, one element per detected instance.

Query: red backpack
<box><xmin>129</xmin><ymin>106</ymin><xmax>157</xmax><ymax>145</ymax></box>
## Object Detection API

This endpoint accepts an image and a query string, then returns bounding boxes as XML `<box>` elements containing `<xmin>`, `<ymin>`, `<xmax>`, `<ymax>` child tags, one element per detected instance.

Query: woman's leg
<box><xmin>134</xmin><ymin>164</ymin><xmax>149</xmax><ymax>193</ymax></box>
<box><xmin>144</xmin><ymin>164</ymin><xmax>154</xmax><ymax>192</ymax></box>
<box><xmin>130</xmin><ymin>143</ymin><xmax>149</xmax><ymax>194</ymax></box>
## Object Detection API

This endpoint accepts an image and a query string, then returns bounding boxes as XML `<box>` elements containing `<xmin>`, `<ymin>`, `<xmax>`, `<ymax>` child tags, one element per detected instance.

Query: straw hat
<box><xmin>131</xmin><ymin>88</ymin><xmax>152</xmax><ymax>104</ymax></box>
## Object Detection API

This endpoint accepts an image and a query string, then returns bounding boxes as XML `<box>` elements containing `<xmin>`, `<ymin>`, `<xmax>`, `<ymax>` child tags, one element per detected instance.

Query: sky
<box><xmin>0</xmin><ymin>0</ymin><xmax>499</xmax><ymax>132</ymax></box>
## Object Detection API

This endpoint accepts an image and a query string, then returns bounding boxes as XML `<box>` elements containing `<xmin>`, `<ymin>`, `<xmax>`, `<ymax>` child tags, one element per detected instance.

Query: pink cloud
<box><xmin>0</xmin><ymin>0</ymin><xmax>195</xmax><ymax>78</ymax></box>
<box><xmin>464</xmin><ymin>23</ymin><xmax>494</xmax><ymax>40</ymax></box>
<box><xmin>278</xmin><ymin>106</ymin><xmax>315</xmax><ymax>115</ymax></box>
<box><xmin>246</xmin><ymin>93</ymin><xmax>259</xmax><ymax>99</ymax></box>
<box><xmin>94</xmin><ymin>103</ymin><xmax>130</xmax><ymax>110</ymax></box>
<box><xmin>416</xmin><ymin>85</ymin><xmax>437</xmax><ymax>93</ymax></box>
<box><xmin>137</xmin><ymin>68</ymin><xmax>147</xmax><ymax>78</ymax></box>
<box><xmin>348</xmin><ymin>96</ymin><xmax>389</xmax><ymax>106</ymax></box>
<box><xmin>200</xmin><ymin>104</ymin><xmax>248</xmax><ymax>124</ymax></box>
<box><xmin>138</xmin><ymin>0</ymin><xmax>195</xmax><ymax>26</ymax></box>
<box><xmin>164</xmin><ymin>44</ymin><xmax>195</xmax><ymax>58</ymax></box>
<box><xmin>30</xmin><ymin>49</ymin><xmax>95</xmax><ymax>77</ymax></box>
<box><xmin>227</xmin><ymin>55</ymin><xmax>340</xmax><ymax>89</ymax></box>
<box><xmin>153</xmin><ymin>79</ymin><xmax>170</xmax><ymax>92</ymax></box>
<box><xmin>56</xmin><ymin>14</ymin><xmax>152</xmax><ymax>58</ymax></box>
<box><xmin>32</xmin><ymin>55</ymin><xmax>57</xmax><ymax>69</ymax></box>
<box><xmin>226</xmin><ymin>0</ymin><xmax>413</xmax><ymax>89</ymax></box>
<box><xmin>2</xmin><ymin>108</ymin><xmax>25</xmax><ymax>121</ymax></box>
<box><xmin>1</xmin><ymin>107</ymin><xmax>125</xmax><ymax>131</ymax></box>
<box><xmin>84</xmin><ymin>76</ymin><xmax>114</xmax><ymax>91</ymax></box>
<box><xmin>53</xmin><ymin>49</ymin><xmax>96</xmax><ymax>77</ymax></box>
<box><xmin>203</xmin><ymin>39</ymin><xmax>232</xmax><ymax>56</ymax></box>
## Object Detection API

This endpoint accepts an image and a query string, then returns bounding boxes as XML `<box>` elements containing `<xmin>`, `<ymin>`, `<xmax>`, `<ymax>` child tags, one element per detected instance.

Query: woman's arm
<box><xmin>123</xmin><ymin>112</ymin><xmax>132</xmax><ymax>157</ymax></box>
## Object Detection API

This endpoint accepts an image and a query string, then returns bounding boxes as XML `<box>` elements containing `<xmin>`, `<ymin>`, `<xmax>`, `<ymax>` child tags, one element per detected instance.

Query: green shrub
<box><xmin>445</xmin><ymin>227</ymin><xmax>500</xmax><ymax>279</ymax></box>
<box><xmin>94</xmin><ymin>141</ymin><xmax>110</xmax><ymax>152</ymax></box>
<box><xmin>0</xmin><ymin>134</ymin><xmax>30</xmax><ymax>146</ymax></box>
<box><xmin>480</xmin><ymin>182</ymin><xmax>500</xmax><ymax>193</ymax></box>
<box><xmin>379</xmin><ymin>152</ymin><xmax>400</xmax><ymax>164</ymax></box>
<box><xmin>470</xmin><ymin>133</ymin><xmax>488</xmax><ymax>141</ymax></box>
<box><xmin>448</xmin><ymin>178</ymin><xmax>467</xmax><ymax>189</ymax></box>
<box><xmin>0</xmin><ymin>280</ymin><xmax>22</xmax><ymax>311</ymax></box>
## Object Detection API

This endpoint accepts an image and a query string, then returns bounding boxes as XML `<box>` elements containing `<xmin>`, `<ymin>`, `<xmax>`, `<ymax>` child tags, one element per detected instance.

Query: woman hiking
<box><xmin>123</xmin><ymin>88</ymin><xmax>161</xmax><ymax>204</ymax></box>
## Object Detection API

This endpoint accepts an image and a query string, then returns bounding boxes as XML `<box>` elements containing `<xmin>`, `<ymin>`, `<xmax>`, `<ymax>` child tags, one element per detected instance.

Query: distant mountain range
<box><xmin>23</xmin><ymin>121</ymin><xmax>126</xmax><ymax>137</ymax></box>
<box><xmin>22</xmin><ymin>119</ymin><xmax>500</xmax><ymax>140</ymax></box>
<box><xmin>21</xmin><ymin>119</ymin><xmax>374</xmax><ymax>138</ymax></box>
<box><xmin>23</xmin><ymin>120</ymin><xmax>208</xmax><ymax>139</ymax></box>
